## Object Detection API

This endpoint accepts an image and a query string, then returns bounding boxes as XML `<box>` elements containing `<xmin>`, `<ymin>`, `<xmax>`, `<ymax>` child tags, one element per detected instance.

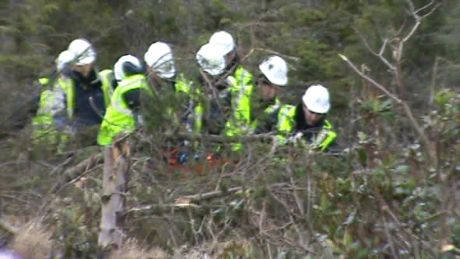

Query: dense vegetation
<box><xmin>0</xmin><ymin>0</ymin><xmax>458</xmax><ymax>258</ymax></box>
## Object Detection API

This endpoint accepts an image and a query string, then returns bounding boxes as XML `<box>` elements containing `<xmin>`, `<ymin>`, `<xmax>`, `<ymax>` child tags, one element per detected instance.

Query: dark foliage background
<box><xmin>0</xmin><ymin>0</ymin><xmax>458</xmax><ymax>258</ymax></box>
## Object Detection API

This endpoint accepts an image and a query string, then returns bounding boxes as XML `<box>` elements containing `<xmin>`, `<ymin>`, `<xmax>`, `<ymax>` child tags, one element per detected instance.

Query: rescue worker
<box><xmin>144</xmin><ymin>42</ymin><xmax>197</xmax><ymax>164</ymax></box>
<box><xmin>252</xmin><ymin>56</ymin><xmax>289</xmax><ymax>134</ymax></box>
<box><xmin>195</xmin><ymin>42</ymin><xmax>229</xmax><ymax>134</ymax></box>
<box><xmin>195</xmin><ymin>30</ymin><xmax>247</xmax><ymax>135</ymax></box>
<box><xmin>196</xmin><ymin>45</ymin><xmax>289</xmax><ymax>152</ymax></box>
<box><xmin>213</xmin><ymin>31</ymin><xmax>254</xmax><ymax>150</ymax></box>
<box><xmin>60</xmin><ymin>38</ymin><xmax>114</xmax><ymax>132</ymax></box>
<box><xmin>143</xmin><ymin>41</ymin><xmax>194</xmax><ymax>132</ymax></box>
<box><xmin>277</xmin><ymin>84</ymin><xmax>337</xmax><ymax>152</ymax></box>
<box><xmin>32</xmin><ymin>50</ymin><xmax>75</xmax><ymax>145</ymax></box>
<box><xmin>223</xmin><ymin>55</ymin><xmax>290</xmax><ymax>151</ymax></box>
<box><xmin>97</xmin><ymin>55</ymin><xmax>148</xmax><ymax>146</ymax></box>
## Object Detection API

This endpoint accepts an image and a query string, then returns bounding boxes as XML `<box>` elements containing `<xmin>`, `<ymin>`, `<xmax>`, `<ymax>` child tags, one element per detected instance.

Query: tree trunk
<box><xmin>98</xmin><ymin>140</ymin><xmax>131</xmax><ymax>255</ymax></box>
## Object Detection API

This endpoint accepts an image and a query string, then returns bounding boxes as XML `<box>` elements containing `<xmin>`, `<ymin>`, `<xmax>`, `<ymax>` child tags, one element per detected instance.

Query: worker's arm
<box><xmin>123</xmin><ymin>88</ymin><xmax>142</xmax><ymax>126</ymax></box>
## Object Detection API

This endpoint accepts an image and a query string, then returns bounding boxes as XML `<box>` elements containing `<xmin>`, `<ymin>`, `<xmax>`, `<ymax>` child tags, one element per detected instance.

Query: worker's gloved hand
<box><xmin>193</xmin><ymin>151</ymin><xmax>204</xmax><ymax>161</ymax></box>
<box><xmin>177</xmin><ymin>151</ymin><xmax>189</xmax><ymax>164</ymax></box>
<box><xmin>136</xmin><ymin>114</ymin><xmax>144</xmax><ymax>126</ymax></box>
<box><xmin>287</xmin><ymin>132</ymin><xmax>303</xmax><ymax>144</ymax></box>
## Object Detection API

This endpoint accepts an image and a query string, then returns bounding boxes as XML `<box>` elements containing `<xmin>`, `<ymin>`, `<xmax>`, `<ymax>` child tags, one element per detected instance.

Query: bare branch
<box><xmin>420</xmin><ymin>2</ymin><xmax>440</xmax><ymax>19</ymax></box>
<box><xmin>401</xmin><ymin>17</ymin><xmax>421</xmax><ymax>44</ymax></box>
<box><xmin>338</xmin><ymin>54</ymin><xmax>401</xmax><ymax>103</ymax></box>
<box><xmin>403</xmin><ymin>0</ymin><xmax>440</xmax><ymax>43</ymax></box>
<box><xmin>287</xmin><ymin>164</ymin><xmax>304</xmax><ymax>216</ymax></box>
<box><xmin>382</xmin><ymin>215</ymin><xmax>399</xmax><ymax>257</ymax></box>
<box><xmin>339</xmin><ymin>53</ymin><xmax>438</xmax><ymax>166</ymax></box>
<box><xmin>379</xmin><ymin>38</ymin><xmax>388</xmax><ymax>56</ymax></box>
<box><xmin>400</xmin><ymin>103</ymin><xmax>438</xmax><ymax>166</ymax></box>
<box><xmin>406</xmin><ymin>0</ymin><xmax>417</xmax><ymax>15</ymax></box>
<box><xmin>125</xmin><ymin>186</ymin><xmax>245</xmax><ymax>215</ymax></box>
<box><xmin>242</xmin><ymin>47</ymin><xmax>301</xmax><ymax>62</ymax></box>
<box><xmin>353</xmin><ymin>28</ymin><xmax>396</xmax><ymax>71</ymax></box>
<box><xmin>126</xmin><ymin>203</ymin><xmax>201</xmax><ymax>214</ymax></box>
<box><xmin>177</xmin><ymin>186</ymin><xmax>244</xmax><ymax>203</ymax></box>
<box><xmin>414</xmin><ymin>0</ymin><xmax>436</xmax><ymax>16</ymax></box>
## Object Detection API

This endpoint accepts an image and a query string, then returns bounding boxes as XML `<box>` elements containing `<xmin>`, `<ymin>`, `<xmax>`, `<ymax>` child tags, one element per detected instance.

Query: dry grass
<box><xmin>10</xmin><ymin>220</ymin><xmax>52</xmax><ymax>259</ymax></box>
<box><xmin>109</xmin><ymin>239</ymin><xmax>168</xmax><ymax>259</ymax></box>
<box><xmin>172</xmin><ymin>239</ymin><xmax>259</xmax><ymax>259</ymax></box>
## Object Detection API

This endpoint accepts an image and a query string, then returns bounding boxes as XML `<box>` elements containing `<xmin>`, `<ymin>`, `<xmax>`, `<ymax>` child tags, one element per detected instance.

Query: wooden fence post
<box><xmin>98</xmin><ymin>139</ymin><xmax>131</xmax><ymax>255</ymax></box>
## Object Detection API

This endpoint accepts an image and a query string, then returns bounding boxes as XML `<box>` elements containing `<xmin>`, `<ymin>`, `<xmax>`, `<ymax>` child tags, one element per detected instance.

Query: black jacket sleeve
<box><xmin>123</xmin><ymin>89</ymin><xmax>141</xmax><ymax>112</ymax></box>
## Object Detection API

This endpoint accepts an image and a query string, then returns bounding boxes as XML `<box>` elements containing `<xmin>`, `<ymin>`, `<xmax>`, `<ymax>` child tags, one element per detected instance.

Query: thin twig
<box><xmin>51</xmin><ymin>152</ymin><xmax>104</xmax><ymax>193</ymax></box>
<box><xmin>403</xmin><ymin>0</ymin><xmax>440</xmax><ymax>43</ymax></box>
<box><xmin>339</xmin><ymin>52</ymin><xmax>438</xmax><ymax>167</ymax></box>
<box><xmin>242</xmin><ymin>47</ymin><xmax>300</xmax><ymax>62</ymax></box>
<box><xmin>353</xmin><ymin>29</ymin><xmax>396</xmax><ymax>71</ymax></box>
<box><xmin>338</xmin><ymin>54</ymin><xmax>401</xmax><ymax>103</ymax></box>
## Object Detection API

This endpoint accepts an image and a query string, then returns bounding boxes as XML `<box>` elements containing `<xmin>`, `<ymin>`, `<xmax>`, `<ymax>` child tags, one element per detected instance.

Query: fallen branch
<box><xmin>0</xmin><ymin>219</ymin><xmax>18</xmax><ymax>235</ymax></box>
<box><xmin>125</xmin><ymin>203</ymin><xmax>202</xmax><ymax>215</ymax></box>
<box><xmin>125</xmin><ymin>186</ymin><xmax>245</xmax><ymax>215</ymax></box>
<box><xmin>179</xmin><ymin>186</ymin><xmax>244</xmax><ymax>203</ymax></box>
<box><xmin>51</xmin><ymin>152</ymin><xmax>104</xmax><ymax>193</ymax></box>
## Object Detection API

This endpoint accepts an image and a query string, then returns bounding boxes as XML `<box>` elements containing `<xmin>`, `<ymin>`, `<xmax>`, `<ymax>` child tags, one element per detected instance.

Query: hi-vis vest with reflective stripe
<box><xmin>223</xmin><ymin>66</ymin><xmax>254</xmax><ymax>151</ymax></box>
<box><xmin>32</xmin><ymin>77</ymin><xmax>66</xmax><ymax>143</ymax></box>
<box><xmin>224</xmin><ymin>66</ymin><xmax>254</xmax><ymax>137</ymax></box>
<box><xmin>174</xmin><ymin>73</ymin><xmax>204</xmax><ymax>133</ymax></box>
<box><xmin>251</xmin><ymin>98</ymin><xmax>282</xmax><ymax>132</ymax></box>
<box><xmin>58</xmin><ymin>69</ymin><xmax>114</xmax><ymax>119</ymax></box>
<box><xmin>97</xmin><ymin>74</ymin><xmax>148</xmax><ymax>146</ymax></box>
<box><xmin>277</xmin><ymin>104</ymin><xmax>337</xmax><ymax>151</ymax></box>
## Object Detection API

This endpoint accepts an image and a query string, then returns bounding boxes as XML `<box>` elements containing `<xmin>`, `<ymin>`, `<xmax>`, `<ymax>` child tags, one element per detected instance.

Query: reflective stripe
<box><xmin>227</xmin><ymin>76</ymin><xmax>236</xmax><ymax>87</ymax></box>
<box><xmin>317</xmin><ymin>120</ymin><xmax>336</xmax><ymax>151</ymax></box>
<box><xmin>99</xmin><ymin>69</ymin><xmax>115</xmax><ymax>107</ymax></box>
<box><xmin>32</xmin><ymin>77</ymin><xmax>70</xmax><ymax>145</ymax></box>
<box><xmin>318</xmin><ymin>130</ymin><xmax>337</xmax><ymax>151</ymax></box>
<box><xmin>111</xmin><ymin>95</ymin><xmax>133</xmax><ymax>116</ymax></box>
<box><xmin>56</xmin><ymin>77</ymin><xmax>74</xmax><ymax>119</ymax></box>
<box><xmin>57</xmin><ymin>69</ymin><xmax>114</xmax><ymax>119</ymax></box>
<box><xmin>277</xmin><ymin>105</ymin><xmax>296</xmax><ymax>134</ymax></box>
<box><xmin>193</xmin><ymin>104</ymin><xmax>204</xmax><ymax>133</ymax></box>
<box><xmin>112</xmin><ymin>76</ymin><xmax>145</xmax><ymax>115</ymax></box>
<box><xmin>276</xmin><ymin>106</ymin><xmax>337</xmax><ymax>151</ymax></box>
<box><xmin>224</xmin><ymin>66</ymin><xmax>254</xmax><ymax>151</ymax></box>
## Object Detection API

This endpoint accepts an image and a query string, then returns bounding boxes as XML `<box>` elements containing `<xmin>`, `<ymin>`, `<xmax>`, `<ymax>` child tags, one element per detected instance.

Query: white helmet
<box><xmin>114</xmin><ymin>55</ymin><xmax>143</xmax><ymax>81</ymax></box>
<box><xmin>302</xmin><ymin>84</ymin><xmax>330</xmax><ymax>114</ymax></box>
<box><xmin>196</xmin><ymin>43</ymin><xmax>227</xmax><ymax>76</ymax></box>
<box><xmin>67</xmin><ymin>38</ymin><xmax>96</xmax><ymax>65</ymax></box>
<box><xmin>144</xmin><ymin>41</ymin><xmax>176</xmax><ymax>79</ymax></box>
<box><xmin>259</xmin><ymin>55</ymin><xmax>288</xmax><ymax>86</ymax></box>
<box><xmin>209</xmin><ymin>31</ymin><xmax>235</xmax><ymax>55</ymax></box>
<box><xmin>55</xmin><ymin>50</ymin><xmax>76</xmax><ymax>71</ymax></box>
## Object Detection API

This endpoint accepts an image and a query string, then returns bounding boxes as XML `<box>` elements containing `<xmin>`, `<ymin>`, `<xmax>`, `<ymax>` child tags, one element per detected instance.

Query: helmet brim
<box><xmin>75</xmin><ymin>56</ymin><xmax>95</xmax><ymax>66</ymax></box>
